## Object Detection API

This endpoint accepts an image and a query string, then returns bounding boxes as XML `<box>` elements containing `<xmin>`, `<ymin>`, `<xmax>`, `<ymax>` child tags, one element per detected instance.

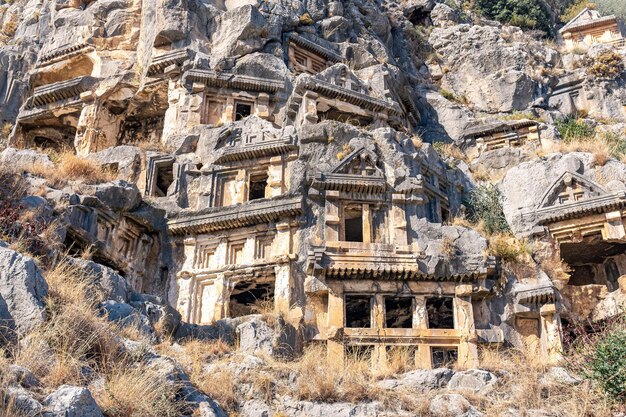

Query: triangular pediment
<box><xmin>315</xmin><ymin>64</ymin><xmax>368</xmax><ymax>95</ymax></box>
<box><xmin>537</xmin><ymin>172</ymin><xmax>608</xmax><ymax>209</ymax></box>
<box><xmin>332</xmin><ymin>147</ymin><xmax>383</xmax><ymax>177</ymax></box>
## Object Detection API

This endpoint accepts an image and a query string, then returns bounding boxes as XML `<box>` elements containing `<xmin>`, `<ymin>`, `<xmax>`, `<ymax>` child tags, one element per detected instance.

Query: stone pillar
<box><xmin>540</xmin><ymin>303</ymin><xmax>563</xmax><ymax>364</ymax></box>
<box><xmin>605</xmin><ymin>211</ymin><xmax>626</xmax><ymax>240</ymax></box>
<box><xmin>176</xmin><ymin>273</ymin><xmax>194</xmax><ymax>322</ymax></box>
<box><xmin>223</xmin><ymin>96</ymin><xmax>235</xmax><ymax>124</ymax></box>
<box><xmin>162</xmin><ymin>81</ymin><xmax>182</xmax><ymax>140</ymax></box>
<box><xmin>212</xmin><ymin>274</ymin><xmax>229</xmax><ymax>321</ymax></box>
<box><xmin>414</xmin><ymin>296</ymin><xmax>432</xmax><ymax>368</ymax></box>
<box><xmin>327</xmin><ymin>285</ymin><xmax>344</xmax><ymax>367</ymax></box>
<box><xmin>391</xmin><ymin>194</ymin><xmax>408</xmax><ymax>246</ymax></box>
<box><xmin>257</xmin><ymin>93</ymin><xmax>270</xmax><ymax>119</ymax></box>
<box><xmin>268</xmin><ymin>156</ymin><xmax>284</xmax><ymax>197</ymax></box>
<box><xmin>300</xmin><ymin>91</ymin><xmax>318</xmax><ymax>127</ymax></box>
<box><xmin>455</xmin><ymin>285</ymin><xmax>479</xmax><ymax>369</ymax></box>
<box><xmin>325</xmin><ymin>191</ymin><xmax>340</xmax><ymax>242</ymax></box>
<box><xmin>274</xmin><ymin>263</ymin><xmax>292</xmax><ymax>315</ymax></box>
<box><xmin>362</xmin><ymin>203</ymin><xmax>372</xmax><ymax>244</ymax></box>
<box><xmin>75</xmin><ymin>101</ymin><xmax>121</xmax><ymax>156</ymax></box>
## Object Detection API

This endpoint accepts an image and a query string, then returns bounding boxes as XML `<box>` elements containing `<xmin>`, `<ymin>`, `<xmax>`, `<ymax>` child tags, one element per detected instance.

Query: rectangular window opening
<box><xmin>431</xmin><ymin>347</ymin><xmax>458</xmax><ymax>368</ymax></box>
<box><xmin>426</xmin><ymin>297</ymin><xmax>455</xmax><ymax>329</ymax></box>
<box><xmin>249</xmin><ymin>173</ymin><xmax>268</xmax><ymax>201</ymax></box>
<box><xmin>154</xmin><ymin>162</ymin><xmax>174</xmax><ymax>197</ymax></box>
<box><xmin>384</xmin><ymin>297</ymin><xmax>413</xmax><ymax>328</ymax></box>
<box><xmin>234</xmin><ymin>101</ymin><xmax>253</xmax><ymax>121</ymax></box>
<box><xmin>229</xmin><ymin>280</ymin><xmax>274</xmax><ymax>318</ymax></box>
<box><xmin>345</xmin><ymin>295</ymin><xmax>371</xmax><ymax>328</ymax></box>
<box><xmin>344</xmin><ymin>206</ymin><xmax>363</xmax><ymax>242</ymax></box>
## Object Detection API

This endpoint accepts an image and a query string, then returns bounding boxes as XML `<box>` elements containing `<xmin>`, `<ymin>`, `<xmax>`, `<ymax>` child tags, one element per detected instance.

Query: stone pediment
<box><xmin>332</xmin><ymin>147</ymin><xmax>382</xmax><ymax>176</ymax></box>
<box><xmin>310</xmin><ymin>147</ymin><xmax>387</xmax><ymax>194</ymax></box>
<box><xmin>537</xmin><ymin>172</ymin><xmax>607</xmax><ymax>209</ymax></box>
<box><xmin>315</xmin><ymin>65</ymin><xmax>368</xmax><ymax>95</ymax></box>
<box><xmin>522</xmin><ymin>172</ymin><xmax>626</xmax><ymax>226</ymax></box>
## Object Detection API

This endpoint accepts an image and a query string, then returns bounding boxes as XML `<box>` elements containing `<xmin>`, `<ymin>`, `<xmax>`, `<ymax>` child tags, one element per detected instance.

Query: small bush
<box><xmin>587</xmin><ymin>51</ymin><xmax>624</xmax><ymax>79</ymax></box>
<box><xmin>464</xmin><ymin>184</ymin><xmax>510</xmax><ymax>235</ymax></box>
<box><xmin>556</xmin><ymin>117</ymin><xmax>596</xmax><ymax>142</ymax></box>
<box><xmin>586</xmin><ymin>326</ymin><xmax>626</xmax><ymax>400</ymax></box>
<box><xmin>299</xmin><ymin>12</ymin><xmax>313</xmax><ymax>25</ymax></box>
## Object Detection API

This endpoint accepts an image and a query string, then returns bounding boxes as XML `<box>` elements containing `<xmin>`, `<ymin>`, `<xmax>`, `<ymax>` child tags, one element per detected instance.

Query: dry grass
<box><xmin>92</xmin><ymin>363</ymin><xmax>184</xmax><ymax>417</ymax></box>
<box><xmin>475</xmin><ymin>346</ymin><xmax>615</xmax><ymax>416</ymax></box>
<box><xmin>25</xmin><ymin>151</ymin><xmax>116</xmax><ymax>187</ymax></box>
<box><xmin>487</xmin><ymin>233</ymin><xmax>532</xmax><ymax>263</ymax></box>
<box><xmin>544</xmin><ymin>135</ymin><xmax>613</xmax><ymax>167</ymax></box>
<box><xmin>440</xmin><ymin>237</ymin><xmax>457</xmax><ymax>256</ymax></box>
<box><xmin>433</xmin><ymin>142</ymin><xmax>468</xmax><ymax>162</ymax></box>
<box><xmin>198</xmin><ymin>366</ymin><xmax>238</xmax><ymax>410</ymax></box>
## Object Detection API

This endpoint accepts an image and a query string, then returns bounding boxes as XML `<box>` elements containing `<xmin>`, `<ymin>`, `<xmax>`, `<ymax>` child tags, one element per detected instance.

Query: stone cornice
<box><xmin>214</xmin><ymin>135</ymin><xmax>297</xmax><ymax>163</ymax></box>
<box><xmin>288</xmin><ymin>33</ymin><xmax>343</xmax><ymax>62</ymax></box>
<box><xmin>514</xmin><ymin>285</ymin><xmax>556</xmax><ymax>305</ymax></box>
<box><xmin>463</xmin><ymin>119</ymin><xmax>537</xmax><ymax>139</ymax></box>
<box><xmin>310</xmin><ymin>172</ymin><xmax>387</xmax><ymax>194</ymax></box>
<box><xmin>26</xmin><ymin>76</ymin><xmax>96</xmax><ymax>109</ymax></box>
<box><xmin>560</xmin><ymin>15</ymin><xmax>619</xmax><ymax>34</ymax></box>
<box><xmin>147</xmin><ymin>49</ymin><xmax>191</xmax><ymax>76</ymax></box>
<box><xmin>308</xmin><ymin>244</ymin><xmax>497</xmax><ymax>281</ymax></box>
<box><xmin>184</xmin><ymin>69</ymin><xmax>284</xmax><ymax>93</ymax></box>
<box><xmin>37</xmin><ymin>42</ymin><xmax>94</xmax><ymax>67</ymax></box>
<box><xmin>168</xmin><ymin>196</ymin><xmax>303</xmax><ymax>235</ymax></box>
<box><xmin>295</xmin><ymin>76</ymin><xmax>402</xmax><ymax>115</ymax></box>
<box><xmin>523</xmin><ymin>191</ymin><xmax>626</xmax><ymax>225</ymax></box>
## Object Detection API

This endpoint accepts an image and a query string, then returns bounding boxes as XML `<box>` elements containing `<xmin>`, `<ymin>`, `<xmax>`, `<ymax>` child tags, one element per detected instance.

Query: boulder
<box><xmin>236</xmin><ymin>315</ymin><xmax>298</xmax><ymax>358</ymax></box>
<box><xmin>42</xmin><ymin>386</ymin><xmax>103</xmax><ymax>417</ymax></box>
<box><xmin>68</xmin><ymin>258</ymin><xmax>131</xmax><ymax>303</ymax></box>
<box><xmin>429</xmin><ymin>394</ymin><xmax>472</xmax><ymax>417</ymax></box>
<box><xmin>431</xmin><ymin>3</ymin><xmax>460</xmax><ymax>27</ymax></box>
<box><xmin>447</xmin><ymin>369</ymin><xmax>497</xmax><ymax>392</ymax></box>
<box><xmin>0</xmin><ymin>147</ymin><xmax>54</xmax><ymax>171</ymax></box>
<box><xmin>211</xmin><ymin>5</ymin><xmax>270</xmax><ymax>65</ymax></box>
<box><xmin>0</xmin><ymin>245</ymin><xmax>48</xmax><ymax>336</ymax></box>
<box><xmin>88</xmin><ymin>145</ymin><xmax>141</xmax><ymax>182</ymax></box>
<box><xmin>130</xmin><ymin>293</ymin><xmax>182</xmax><ymax>337</ymax></box>
<box><xmin>540</xmin><ymin>367</ymin><xmax>582</xmax><ymax>386</ymax></box>
<box><xmin>377</xmin><ymin>368</ymin><xmax>455</xmax><ymax>391</ymax></box>
<box><xmin>98</xmin><ymin>300</ymin><xmax>156</xmax><ymax>341</ymax></box>
<box><xmin>7</xmin><ymin>364</ymin><xmax>40</xmax><ymax>388</ymax></box>
<box><xmin>92</xmin><ymin>180</ymin><xmax>142</xmax><ymax>211</ymax></box>
<box><xmin>5</xmin><ymin>385</ymin><xmax>43</xmax><ymax>417</ymax></box>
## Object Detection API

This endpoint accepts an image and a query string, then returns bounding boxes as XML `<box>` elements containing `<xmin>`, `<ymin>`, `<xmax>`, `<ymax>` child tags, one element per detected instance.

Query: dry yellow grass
<box><xmin>475</xmin><ymin>346</ymin><xmax>614</xmax><ymax>416</ymax></box>
<box><xmin>25</xmin><ymin>151</ymin><xmax>116</xmax><ymax>187</ymax></box>
<box><xmin>543</xmin><ymin>136</ymin><xmax>613</xmax><ymax>167</ymax></box>
<box><xmin>487</xmin><ymin>233</ymin><xmax>532</xmax><ymax>263</ymax></box>
<box><xmin>92</xmin><ymin>363</ymin><xmax>183</xmax><ymax>417</ymax></box>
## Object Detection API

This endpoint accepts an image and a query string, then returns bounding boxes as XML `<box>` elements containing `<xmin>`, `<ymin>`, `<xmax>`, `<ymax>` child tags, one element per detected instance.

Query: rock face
<box><xmin>0</xmin><ymin>244</ymin><xmax>48</xmax><ymax>336</ymax></box>
<box><xmin>429</xmin><ymin>25</ymin><xmax>556</xmax><ymax>113</ymax></box>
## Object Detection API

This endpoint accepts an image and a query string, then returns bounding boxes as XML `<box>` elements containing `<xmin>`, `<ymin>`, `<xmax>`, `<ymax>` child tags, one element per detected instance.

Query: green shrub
<box><xmin>464</xmin><ymin>184</ymin><xmax>510</xmax><ymax>235</ymax></box>
<box><xmin>586</xmin><ymin>327</ymin><xmax>626</xmax><ymax>400</ymax></box>
<box><xmin>474</xmin><ymin>0</ymin><xmax>552</xmax><ymax>32</ymax></box>
<box><xmin>560</xmin><ymin>0</ymin><xmax>596</xmax><ymax>23</ymax></box>
<box><xmin>596</xmin><ymin>0</ymin><xmax>626</xmax><ymax>20</ymax></box>
<box><xmin>555</xmin><ymin>117</ymin><xmax>596</xmax><ymax>142</ymax></box>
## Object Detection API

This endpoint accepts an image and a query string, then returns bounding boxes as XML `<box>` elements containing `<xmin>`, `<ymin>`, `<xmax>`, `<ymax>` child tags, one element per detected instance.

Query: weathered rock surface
<box><xmin>42</xmin><ymin>386</ymin><xmax>103</xmax><ymax>417</ymax></box>
<box><xmin>0</xmin><ymin>244</ymin><xmax>48</xmax><ymax>336</ymax></box>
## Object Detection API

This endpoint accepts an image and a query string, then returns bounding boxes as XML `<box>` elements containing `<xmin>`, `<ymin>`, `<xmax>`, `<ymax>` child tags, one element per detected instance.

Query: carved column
<box><xmin>414</xmin><ymin>296</ymin><xmax>431</xmax><ymax>368</ymax></box>
<box><xmin>327</xmin><ymin>283</ymin><xmax>344</xmax><ymax>366</ymax></box>
<box><xmin>540</xmin><ymin>303</ymin><xmax>563</xmax><ymax>364</ymax></box>
<box><xmin>257</xmin><ymin>93</ymin><xmax>270</xmax><ymax>119</ymax></box>
<box><xmin>391</xmin><ymin>194</ymin><xmax>408</xmax><ymax>246</ymax></box>
<box><xmin>455</xmin><ymin>285</ymin><xmax>479</xmax><ymax>369</ymax></box>
<box><xmin>325</xmin><ymin>190</ymin><xmax>340</xmax><ymax>242</ymax></box>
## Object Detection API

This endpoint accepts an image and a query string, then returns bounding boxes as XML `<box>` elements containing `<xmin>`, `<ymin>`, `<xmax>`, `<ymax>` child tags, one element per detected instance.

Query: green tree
<box><xmin>464</xmin><ymin>184</ymin><xmax>511</xmax><ymax>235</ymax></box>
<box><xmin>475</xmin><ymin>0</ymin><xmax>553</xmax><ymax>32</ymax></box>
